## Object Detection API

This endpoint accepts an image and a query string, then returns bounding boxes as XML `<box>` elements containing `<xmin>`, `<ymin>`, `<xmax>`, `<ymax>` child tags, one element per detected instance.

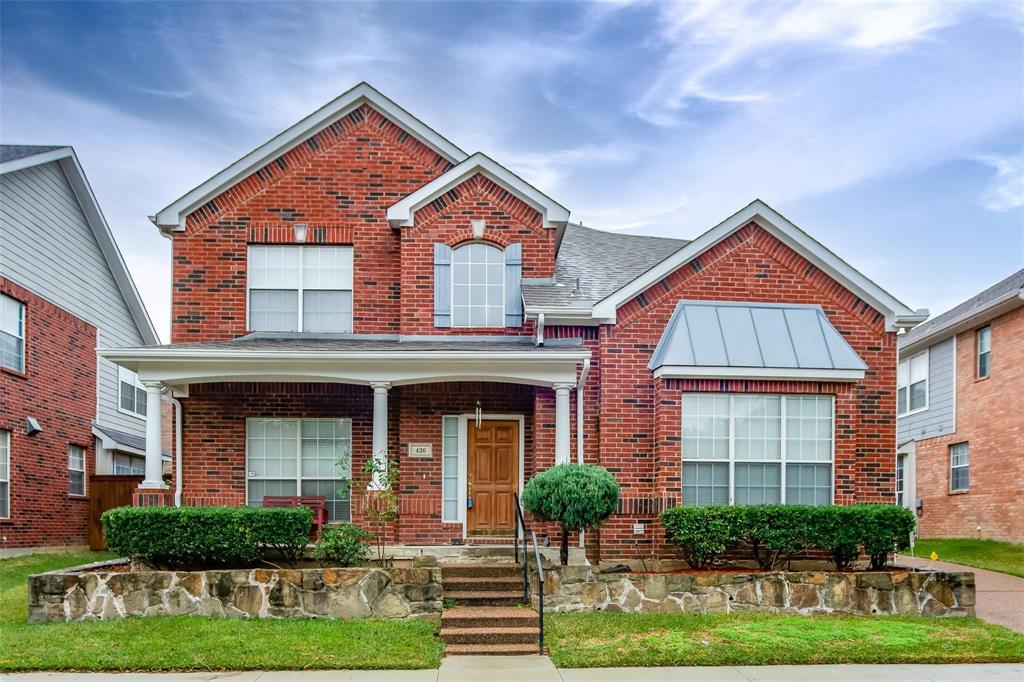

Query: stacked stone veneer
<box><xmin>28</xmin><ymin>562</ymin><xmax>442</xmax><ymax>623</ymax></box>
<box><xmin>532</xmin><ymin>566</ymin><xmax>974</xmax><ymax>617</ymax></box>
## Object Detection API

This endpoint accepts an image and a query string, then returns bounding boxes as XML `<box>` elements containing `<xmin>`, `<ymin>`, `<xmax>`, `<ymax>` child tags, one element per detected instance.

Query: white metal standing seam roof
<box><xmin>648</xmin><ymin>301</ymin><xmax>868</xmax><ymax>373</ymax></box>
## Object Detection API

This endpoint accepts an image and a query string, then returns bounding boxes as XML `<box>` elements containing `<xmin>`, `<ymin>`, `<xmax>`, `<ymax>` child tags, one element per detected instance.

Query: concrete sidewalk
<box><xmin>895</xmin><ymin>553</ymin><xmax>1024</xmax><ymax>633</ymax></box>
<box><xmin>3</xmin><ymin>661</ymin><xmax>1023</xmax><ymax>682</ymax></box>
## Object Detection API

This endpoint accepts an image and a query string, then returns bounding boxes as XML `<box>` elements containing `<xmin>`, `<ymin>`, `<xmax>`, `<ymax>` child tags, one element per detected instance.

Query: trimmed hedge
<box><xmin>102</xmin><ymin>505</ymin><xmax>313</xmax><ymax>569</ymax></box>
<box><xmin>661</xmin><ymin>504</ymin><xmax>916</xmax><ymax>570</ymax></box>
<box><xmin>312</xmin><ymin>523</ymin><xmax>372</xmax><ymax>567</ymax></box>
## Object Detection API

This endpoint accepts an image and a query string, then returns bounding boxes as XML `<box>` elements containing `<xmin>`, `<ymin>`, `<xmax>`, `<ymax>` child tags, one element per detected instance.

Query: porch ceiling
<box><xmin>99</xmin><ymin>335</ymin><xmax>589</xmax><ymax>389</ymax></box>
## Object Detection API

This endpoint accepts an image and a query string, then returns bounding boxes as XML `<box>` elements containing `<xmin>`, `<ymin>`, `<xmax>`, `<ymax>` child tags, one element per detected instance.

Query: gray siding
<box><xmin>897</xmin><ymin>336</ymin><xmax>956</xmax><ymax>444</ymax></box>
<box><xmin>0</xmin><ymin>161</ymin><xmax>146</xmax><ymax>435</ymax></box>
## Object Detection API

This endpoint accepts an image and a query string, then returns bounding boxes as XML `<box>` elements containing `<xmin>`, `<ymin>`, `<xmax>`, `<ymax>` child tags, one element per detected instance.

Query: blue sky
<box><xmin>2</xmin><ymin>1</ymin><xmax>1022</xmax><ymax>341</ymax></box>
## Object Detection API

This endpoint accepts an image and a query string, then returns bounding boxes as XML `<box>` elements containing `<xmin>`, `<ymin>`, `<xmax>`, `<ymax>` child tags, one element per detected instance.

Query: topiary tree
<box><xmin>521</xmin><ymin>463</ymin><xmax>620</xmax><ymax>565</ymax></box>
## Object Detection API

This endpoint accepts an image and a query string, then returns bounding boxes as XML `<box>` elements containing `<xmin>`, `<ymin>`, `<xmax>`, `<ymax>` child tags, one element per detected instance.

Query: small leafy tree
<box><xmin>521</xmin><ymin>463</ymin><xmax>620</xmax><ymax>565</ymax></box>
<box><xmin>312</xmin><ymin>523</ymin><xmax>372</xmax><ymax>566</ymax></box>
<box><xmin>362</xmin><ymin>456</ymin><xmax>400</xmax><ymax>567</ymax></box>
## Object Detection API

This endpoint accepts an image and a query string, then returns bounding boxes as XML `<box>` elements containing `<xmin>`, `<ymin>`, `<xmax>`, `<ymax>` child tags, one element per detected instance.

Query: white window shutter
<box><xmin>504</xmin><ymin>243</ymin><xmax>523</xmax><ymax>327</ymax></box>
<box><xmin>434</xmin><ymin>243</ymin><xmax>452</xmax><ymax>327</ymax></box>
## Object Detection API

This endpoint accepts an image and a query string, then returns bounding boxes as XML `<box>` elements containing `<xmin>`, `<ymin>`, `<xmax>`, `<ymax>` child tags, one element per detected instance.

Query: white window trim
<box><xmin>897</xmin><ymin>349</ymin><xmax>929</xmax><ymax>417</ymax></box>
<box><xmin>117</xmin><ymin>365</ymin><xmax>147</xmax><ymax>419</ymax></box>
<box><xmin>68</xmin><ymin>444</ymin><xmax>87</xmax><ymax>497</ymax></box>
<box><xmin>245</xmin><ymin>245</ymin><xmax>354</xmax><ymax>333</ymax></box>
<box><xmin>0</xmin><ymin>429</ymin><xmax>10</xmax><ymax>519</ymax></box>
<box><xmin>681</xmin><ymin>394</ymin><xmax>836</xmax><ymax>506</ymax></box>
<box><xmin>245</xmin><ymin>418</ymin><xmax>353</xmax><ymax>521</ymax></box>
<box><xmin>949</xmin><ymin>442</ymin><xmax>969</xmax><ymax>492</ymax></box>
<box><xmin>1</xmin><ymin>293</ymin><xmax>25</xmax><ymax>373</ymax></box>
<box><xmin>976</xmin><ymin>326</ymin><xmax>991</xmax><ymax>378</ymax></box>
<box><xmin>449</xmin><ymin>242</ymin><xmax>506</xmax><ymax>329</ymax></box>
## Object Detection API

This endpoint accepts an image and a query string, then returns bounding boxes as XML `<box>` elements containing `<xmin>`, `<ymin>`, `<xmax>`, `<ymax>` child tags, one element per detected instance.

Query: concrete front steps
<box><xmin>441</xmin><ymin>564</ymin><xmax>540</xmax><ymax>655</ymax></box>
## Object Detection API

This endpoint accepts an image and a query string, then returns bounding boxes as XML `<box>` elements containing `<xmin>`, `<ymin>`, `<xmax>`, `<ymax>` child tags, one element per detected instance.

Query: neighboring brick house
<box><xmin>896</xmin><ymin>269</ymin><xmax>1023</xmax><ymax>543</ymax></box>
<box><xmin>0</xmin><ymin>145</ymin><xmax>161</xmax><ymax>550</ymax></box>
<box><xmin>104</xmin><ymin>83</ymin><xmax>926</xmax><ymax>559</ymax></box>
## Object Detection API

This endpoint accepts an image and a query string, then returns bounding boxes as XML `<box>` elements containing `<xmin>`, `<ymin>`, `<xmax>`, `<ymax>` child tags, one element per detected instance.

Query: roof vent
<box><xmin>570</xmin><ymin>277</ymin><xmax>582</xmax><ymax>298</ymax></box>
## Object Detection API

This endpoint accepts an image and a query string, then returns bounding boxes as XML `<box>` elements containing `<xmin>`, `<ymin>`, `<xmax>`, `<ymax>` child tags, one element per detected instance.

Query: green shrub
<box><xmin>312</xmin><ymin>523</ymin><xmax>372</xmax><ymax>566</ymax></box>
<box><xmin>857</xmin><ymin>504</ymin><xmax>917</xmax><ymax>568</ymax></box>
<box><xmin>659</xmin><ymin>503</ymin><xmax>917</xmax><ymax>570</ymax></box>
<box><xmin>660</xmin><ymin>506</ymin><xmax>741</xmax><ymax>569</ymax></box>
<box><xmin>521</xmin><ymin>464</ymin><xmax>620</xmax><ymax>565</ymax></box>
<box><xmin>102</xmin><ymin>506</ymin><xmax>312</xmax><ymax>569</ymax></box>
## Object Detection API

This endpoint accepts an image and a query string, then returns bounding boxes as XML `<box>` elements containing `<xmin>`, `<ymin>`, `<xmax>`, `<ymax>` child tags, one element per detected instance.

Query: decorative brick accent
<box><xmin>914</xmin><ymin>306</ymin><xmax>1024</xmax><ymax>542</ymax></box>
<box><xmin>0</xmin><ymin>277</ymin><xmax>95</xmax><ymax>549</ymax></box>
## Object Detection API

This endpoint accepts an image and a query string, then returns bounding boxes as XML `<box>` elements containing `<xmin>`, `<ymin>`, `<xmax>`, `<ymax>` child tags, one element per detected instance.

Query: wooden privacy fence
<box><xmin>88</xmin><ymin>475</ymin><xmax>142</xmax><ymax>550</ymax></box>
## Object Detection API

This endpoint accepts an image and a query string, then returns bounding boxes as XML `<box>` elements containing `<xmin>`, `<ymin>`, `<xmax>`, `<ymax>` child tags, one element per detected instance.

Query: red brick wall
<box><xmin>591</xmin><ymin>223</ymin><xmax>897</xmax><ymax>559</ymax></box>
<box><xmin>915</xmin><ymin>306</ymin><xmax>1024</xmax><ymax>542</ymax></box>
<box><xmin>171</xmin><ymin>104</ymin><xmax>452</xmax><ymax>342</ymax></box>
<box><xmin>0</xmin><ymin>277</ymin><xmax>96</xmax><ymax>549</ymax></box>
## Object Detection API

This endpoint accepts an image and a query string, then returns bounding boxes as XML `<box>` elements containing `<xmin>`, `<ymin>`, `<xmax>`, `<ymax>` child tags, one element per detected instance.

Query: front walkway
<box><xmin>895</xmin><ymin>553</ymin><xmax>1024</xmax><ymax>633</ymax></box>
<box><xmin>5</xmin><ymin>662</ymin><xmax>1024</xmax><ymax>682</ymax></box>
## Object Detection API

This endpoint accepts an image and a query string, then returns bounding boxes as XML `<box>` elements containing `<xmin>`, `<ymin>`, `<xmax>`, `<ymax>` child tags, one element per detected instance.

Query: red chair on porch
<box><xmin>262</xmin><ymin>495</ymin><xmax>329</xmax><ymax>539</ymax></box>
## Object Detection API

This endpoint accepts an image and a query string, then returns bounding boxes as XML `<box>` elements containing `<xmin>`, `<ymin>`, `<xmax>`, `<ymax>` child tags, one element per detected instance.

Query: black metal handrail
<box><xmin>513</xmin><ymin>492</ymin><xmax>545</xmax><ymax>654</ymax></box>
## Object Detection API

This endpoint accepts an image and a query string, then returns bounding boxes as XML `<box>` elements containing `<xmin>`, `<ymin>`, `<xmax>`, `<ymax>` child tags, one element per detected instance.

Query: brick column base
<box><xmin>133</xmin><ymin>489</ymin><xmax>171</xmax><ymax>507</ymax></box>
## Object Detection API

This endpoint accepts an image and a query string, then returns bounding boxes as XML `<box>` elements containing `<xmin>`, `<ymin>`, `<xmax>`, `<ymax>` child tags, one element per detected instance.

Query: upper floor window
<box><xmin>247</xmin><ymin>246</ymin><xmax>353</xmax><ymax>333</ymax></box>
<box><xmin>681</xmin><ymin>394</ymin><xmax>834</xmax><ymax>506</ymax></box>
<box><xmin>433</xmin><ymin>242</ymin><xmax>522</xmax><ymax>328</ymax></box>
<box><xmin>949</xmin><ymin>442</ymin><xmax>969</xmax><ymax>492</ymax></box>
<box><xmin>119</xmin><ymin>366</ymin><xmax>147</xmax><ymax>418</ymax></box>
<box><xmin>976</xmin><ymin>326</ymin><xmax>991</xmax><ymax>378</ymax></box>
<box><xmin>897</xmin><ymin>351</ymin><xmax>928</xmax><ymax>416</ymax></box>
<box><xmin>1</xmin><ymin>293</ymin><xmax>25</xmax><ymax>373</ymax></box>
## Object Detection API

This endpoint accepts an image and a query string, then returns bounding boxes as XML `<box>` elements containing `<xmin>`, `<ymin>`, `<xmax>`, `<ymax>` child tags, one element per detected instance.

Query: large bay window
<box><xmin>247</xmin><ymin>246</ymin><xmax>353</xmax><ymax>333</ymax></box>
<box><xmin>246</xmin><ymin>418</ymin><xmax>351</xmax><ymax>521</ymax></box>
<box><xmin>682</xmin><ymin>394</ymin><xmax>834</xmax><ymax>506</ymax></box>
<box><xmin>897</xmin><ymin>351</ymin><xmax>928</xmax><ymax>416</ymax></box>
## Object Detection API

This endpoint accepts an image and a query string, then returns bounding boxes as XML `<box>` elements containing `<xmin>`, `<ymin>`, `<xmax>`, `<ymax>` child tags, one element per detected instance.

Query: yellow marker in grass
<box><xmin>930</xmin><ymin>551</ymin><xmax>939</xmax><ymax>561</ymax></box>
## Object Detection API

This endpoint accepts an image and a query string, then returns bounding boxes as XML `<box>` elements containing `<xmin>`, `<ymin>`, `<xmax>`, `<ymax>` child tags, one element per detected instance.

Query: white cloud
<box><xmin>976</xmin><ymin>154</ymin><xmax>1024</xmax><ymax>212</ymax></box>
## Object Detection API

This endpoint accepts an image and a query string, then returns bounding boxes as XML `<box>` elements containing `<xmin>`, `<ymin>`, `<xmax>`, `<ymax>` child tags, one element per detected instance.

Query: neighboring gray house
<box><xmin>0</xmin><ymin>145</ymin><xmax>161</xmax><ymax>477</ymax></box>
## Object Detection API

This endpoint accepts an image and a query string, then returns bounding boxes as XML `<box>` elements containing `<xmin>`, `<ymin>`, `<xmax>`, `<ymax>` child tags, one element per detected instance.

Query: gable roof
<box><xmin>153</xmin><ymin>82</ymin><xmax>469</xmax><ymax>232</ymax></box>
<box><xmin>0</xmin><ymin>145</ymin><xmax>160</xmax><ymax>344</ymax></box>
<box><xmin>899</xmin><ymin>268</ymin><xmax>1024</xmax><ymax>355</ymax></box>
<box><xmin>649</xmin><ymin>300</ymin><xmax>867</xmax><ymax>382</ymax></box>
<box><xmin>386</xmin><ymin>152</ymin><xmax>570</xmax><ymax>229</ymax></box>
<box><xmin>522</xmin><ymin>223</ymin><xmax>688</xmax><ymax>313</ymax></box>
<box><xmin>587</xmin><ymin>200</ymin><xmax>927</xmax><ymax>331</ymax></box>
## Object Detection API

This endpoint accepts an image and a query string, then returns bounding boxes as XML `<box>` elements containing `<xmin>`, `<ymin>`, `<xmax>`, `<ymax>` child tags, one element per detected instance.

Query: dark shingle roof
<box><xmin>93</xmin><ymin>423</ymin><xmax>170</xmax><ymax>457</ymax></box>
<box><xmin>900</xmin><ymin>268</ymin><xmax>1024</xmax><ymax>348</ymax></box>
<box><xmin>0</xmin><ymin>145</ymin><xmax>66</xmax><ymax>164</ymax></box>
<box><xmin>522</xmin><ymin>223</ymin><xmax>688</xmax><ymax>309</ymax></box>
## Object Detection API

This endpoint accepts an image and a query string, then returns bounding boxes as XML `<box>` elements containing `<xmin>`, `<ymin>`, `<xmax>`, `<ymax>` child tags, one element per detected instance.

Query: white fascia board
<box><xmin>898</xmin><ymin>288</ymin><xmax>1024</xmax><ymax>357</ymax></box>
<box><xmin>1</xmin><ymin>146</ymin><xmax>160</xmax><ymax>345</ymax></box>
<box><xmin>100</xmin><ymin>347</ymin><xmax>590</xmax><ymax>363</ymax></box>
<box><xmin>653</xmin><ymin>366</ymin><xmax>866</xmax><ymax>382</ymax></box>
<box><xmin>592</xmin><ymin>199</ymin><xmax>922</xmax><ymax>331</ymax></box>
<box><xmin>387</xmin><ymin>152</ymin><xmax>570</xmax><ymax>229</ymax></box>
<box><xmin>524</xmin><ymin>307</ymin><xmax>602</xmax><ymax>326</ymax></box>
<box><xmin>153</xmin><ymin>82</ymin><xmax>469</xmax><ymax>232</ymax></box>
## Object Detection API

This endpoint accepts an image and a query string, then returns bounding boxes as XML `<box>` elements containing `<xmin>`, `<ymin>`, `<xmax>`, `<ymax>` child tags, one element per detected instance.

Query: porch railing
<box><xmin>513</xmin><ymin>492</ymin><xmax>544</xmax><ymax>654</ymax></box>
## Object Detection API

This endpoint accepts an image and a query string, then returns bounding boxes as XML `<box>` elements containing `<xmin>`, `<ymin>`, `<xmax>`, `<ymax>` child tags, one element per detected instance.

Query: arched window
<box><xmin>451</xmin><ymin>242</ymin><xmax>504</xmax><ymax>327</ymax></box>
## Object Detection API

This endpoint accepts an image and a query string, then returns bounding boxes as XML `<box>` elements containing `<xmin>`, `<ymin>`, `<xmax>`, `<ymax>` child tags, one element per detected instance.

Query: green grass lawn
<box><xmin>0</xmin><ymin>552</ymin><xmax>443</xmax><ymax>671</ymax></box>
<box><xmin>906</xmin><ymin>538</ymin><xmax>1024</xmax><ymax>578</ymax></box>
<box><xmin>546</xmin><ymin>612</ymin><xmax>1024</xmax><ymax>667</ymax></box>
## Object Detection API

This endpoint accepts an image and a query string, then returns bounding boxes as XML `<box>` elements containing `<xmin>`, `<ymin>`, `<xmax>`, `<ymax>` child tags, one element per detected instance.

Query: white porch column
<box><xmin>141</xmin><ymin>381</ymin><xmax>166</xmax><ymax>489</ymax></box>
<box><xmin>370</xmin><ymin>381</ymin><xmax>391</xmax><ymax>489</ymax></box>
<box><xmin>554</xmin><ymin>382</ymin><xmax>573</xmax><ymax>465</ymax></box>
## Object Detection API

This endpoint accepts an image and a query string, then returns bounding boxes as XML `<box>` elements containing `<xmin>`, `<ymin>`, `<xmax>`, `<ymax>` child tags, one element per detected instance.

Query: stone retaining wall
<box><xmin>28</xmin><ymin>561</ymin><xmax>442</xmax><ymax>623</ymax></box>
<box><xmin>532</xmin><ymin>566</ymin><xmax>974</xmax><ymax>617</ymax></box>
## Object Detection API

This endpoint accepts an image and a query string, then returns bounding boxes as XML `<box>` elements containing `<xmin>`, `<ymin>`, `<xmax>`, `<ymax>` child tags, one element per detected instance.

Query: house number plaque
<box><xmin>407</xmin><ymin>443</ymin><xmax>433</xmax><ymax>458</ymax></box>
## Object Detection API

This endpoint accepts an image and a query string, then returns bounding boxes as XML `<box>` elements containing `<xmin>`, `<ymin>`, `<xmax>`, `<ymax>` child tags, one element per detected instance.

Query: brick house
<box><xmin>896</xmin><ymin>269</ymin><xmax>1023</xmax><ymax>543</ymax></box>
<box><xmin>103</xmin><ymin>83</ymin><xmax>926</xmax><ymax>559</ymax></box>
<box><xmin>0</xmin><ymin>145</ymin><xmax>161</xmax><ymax>551</ymax></box>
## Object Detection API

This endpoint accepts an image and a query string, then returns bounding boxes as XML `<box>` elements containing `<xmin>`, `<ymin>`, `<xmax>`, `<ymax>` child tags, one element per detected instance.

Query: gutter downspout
<box><xmin>162</xmin><ymin>393</ymin><xmax>184</xmax><ymax>507</ymax></box>
<box><xmin>536</xmin><ymin>312</ymin><xmax>545</xmax><ymax>346</ymax></box>
<box><xmin>576</xmin><ymin>357</ymin><xmax>590</xmax><ymax>549</ymax></box>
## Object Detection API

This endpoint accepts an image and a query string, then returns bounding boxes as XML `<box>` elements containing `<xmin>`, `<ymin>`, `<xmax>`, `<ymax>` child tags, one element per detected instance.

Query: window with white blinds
<box><xmin>247</xmin><ymin>246</ymin><xmax>353</xmax><ymax>332</ymax></box>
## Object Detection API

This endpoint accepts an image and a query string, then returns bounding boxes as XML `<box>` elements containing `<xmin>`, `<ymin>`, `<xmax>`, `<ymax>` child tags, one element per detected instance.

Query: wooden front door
<box><xmin>88</xmin><ymin>475</ymin><xmax>143</xmax><ymax>550</ymax></box>
<box><xmin>467</xmin><ymin>420</ymin><xmax>519</xmax><ymax>534</ymax></box>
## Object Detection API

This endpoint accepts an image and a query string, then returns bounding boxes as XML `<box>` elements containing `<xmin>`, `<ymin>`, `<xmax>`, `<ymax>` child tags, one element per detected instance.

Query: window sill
<box><xmin>948</xmin><ymin>489</ymin><xmax>969</xmax><ymax>496</ymax></box>
<box><xmin>1</xmin><ymin>366</ymin><xmax>27</xmax><ymax>380</ymax></box>
<box><xmin>69</xmin><ymin>494</ymin><xmax>88</xmax><ymax>500</ymax></box>
<box><xmin>898</xmin><ymin>406</ymin><xmax>929</xmax><ymax>418</ymax></box>
<box><xmin>117</xmin><ymin>406</ymin><xmax>147</xmax><ymax>420</ymax></box>
<box><xmin>973</xmin><ymin>375</ymin><xmax>990</xmax><ymax>383</ymax></box>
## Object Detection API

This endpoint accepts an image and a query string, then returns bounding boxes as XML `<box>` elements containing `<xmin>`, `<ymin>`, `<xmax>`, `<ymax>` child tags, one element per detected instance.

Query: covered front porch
<box><xmin>100</xmin><ymin>335</ymin><xmax>590</xmax><ymax>545</ymax></box>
